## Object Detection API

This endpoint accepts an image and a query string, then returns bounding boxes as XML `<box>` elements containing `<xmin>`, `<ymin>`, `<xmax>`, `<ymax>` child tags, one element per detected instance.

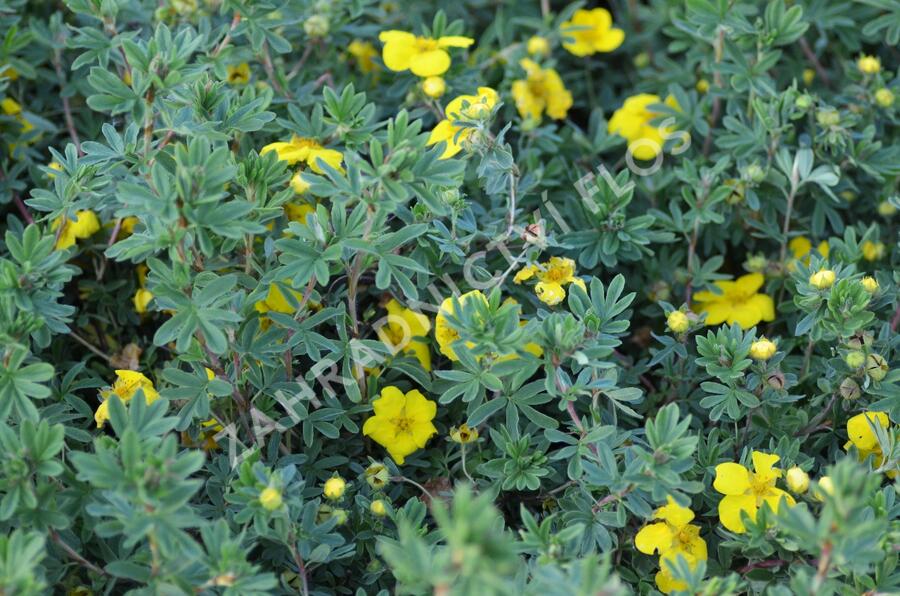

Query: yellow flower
<box><xmin>348</xmin><ymin>40</ymin><xmax>379</xmax><ymax>74</ymax></box>
<box><xmin>95</xmin><ymin>370</ymin><xmax>160</xmax><ymax>428</ymax></box>
<box><xmin>376</xmin><ymin>298</ymin><xmax>432</xmax><ymax>371</ymax></box>
<box><xmin>878</xmin><ymin>200</ymin><xmax>897</xmax><ymax>216</ymax></box>
<box><xmin>449</xmin><ymin>424</ymin><xmax>478</xmax><ymax>444</ymax></box>
<box><xmin>261</xmin><ymin>136</ymin><xmax>343</xmax><ymax>174</ymax></box>
<box><xmin>133</xmin><ymin>288</ymin><xmax>153</xmax><ymax>314</ymax></box>
<box><xmin>861</xmin><ymin>240</ymin><xmax>885</xmax><ymax>261</ymax></box>
<box><xmin>785</xmin><ymin>466</ymin><xmax>810</xmax><ymax>494</ymax></box>
<box><xmin>1</xmin><ymin>97</ymin><xmax>34</xmax><ymax>135</ymax></box>
<box><xmin>1</xmin><ymin>67</ymin><xmax>18</xmax><ymax>81</ymax></box>
<box><xmin>255</xmin><ymin>281</ymin><xmax>305</xmax><ymax>316</ymax></box>
<box><xmin>47</xmin><ymin>161</ymin><xmax>63</xmax><ymax>179</ymax></box>
<box><xmin>713</xmin><ymin>451</ymin><xmax>795</xmax><ymax>533</ymax></box>
<box><xmin>285</xmin><ymin>202</ymin><xmax>315</xmax><ymax>224</ymax></box>
<box><xmin>226</xmin><ymin>62</ymin><xmax>250</xmax><ymax>85</ymax></box>
<box><xmin>608</xmin><ymin>93</ymin><xmax>680</xmax><ymax>160</ymax></box>
<box><xmin>290</xmin><ymin>171</ymin><xmax>311</xmax><ymax>195</ymax></box>
<box><xmin>844</xmin><ymin>411</ymin><xmax>891</xmax><ymax>470</ymax></box>
<box><xmin>422</xmin><ymin>76</ymin><xmax>446</xmax><ymax>98</ymax></box>
<box><xmin>667</xmin><ymin>311</ymin><xmax>689</xmax><ymax>334</ymax></box>
<box><xmin>427</xmin><ymin>87</ymin><xmax>499</xmax><ymax>159</ymax></box>
<box><xmin>560</xmin><ymin>8</ymin><xmax>625</xmax><ymax>56</ymax></box>
<box><xmin>802</xmin><ymin>68</ymin><xmax>815</xmax><ymax>86</ymax></box>
<box><xmin>861</xmin><ymin>276</ymin><xmax>879</xmax><ymax>293</ymax></box>
<box><xmin>857</xmin><ymin>54</ymin><xmax>881</xmax><ymax>74</ymax></box>
<box><xmin>634</xmin><ymin>497</ymin><xmax>707</xmax><ymax>594</ymax></box>
<box><xmin>526</xmin><ymin>36</ymin><xmax>550</xmax><ymax>56</ymax></box>
<box><xmin>52</xmin><ymin>210</ymin><xmax>101</xmax><ymax>250</ymax></box>
<box><xmin>692</xmin><ymin>272</ymin><xmax>775</xmax><ymax>329</ymax></box>
<box><xmin>181</xmin><ymin>418</ymin><xmax>224</xmax><ymax>451</ymax></box>
<box><xmin>362</xmin><ymin>386</ymin><xmax>437</xmax><ymax>464</ymax></box>
<box><xmin>323</xmin><ymin>476</ymin><xmax>347</xmax><ymax>500</ymax></box>
<box><xmin>511</xmin><ymin>59</ymin><xmax>573</xmax><ymax>123</ymax></box>
<box><xmin>434</xmin><ymin>289</ymin><xmax>488</xmax><ymax>360</ymax></box>
<box><xmin>259</xmin><ymin>486</ymin><xmax>283</xmax><ymax>511</ymax></box>
<box><xmin>514</xmin><ymin>257</ymin><xmax>584</xmax><ymax>307</ymax></box>
<box><xmin>788</xmin><ymin>235</ymin><xmax>829</xmax><ymax>269</ymax></box>
<box><xmin>875</xmin><ymin>88</ymin><xmax>895</xmax><ymax>108</ymax></box>
<box><xmin>809</xmin><ymin>269</ymin><xmax>835</xmax><ymax>290</ymax></box>
<box><xmin>120</xmin><ymin>216</ymin><xmax>139</xmax><ymax>236</ymax></box>
<box><xmin>749</xmin><ymin>337</ymin><xmax>777</xmax><ymax>361</ymax></box>
<box><xmin>378</xmin><ymin>30</ymin><xmax>474</xmax><ymax>77</ymax></box>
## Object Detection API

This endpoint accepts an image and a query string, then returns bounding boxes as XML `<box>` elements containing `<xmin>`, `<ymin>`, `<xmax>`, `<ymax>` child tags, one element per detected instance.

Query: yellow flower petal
<box><xmin>635</xmin><ymin>522</ymin><xmax>674</xmax><ymax>555</ymax></box>
<box><xmin>718</xmin><ymin>493</ymin><xmax>757</xmax><ymax>533</ymax></box>
<box><xmin>713</xmin><ymin>462</ymin><xmax>751</xmax><ymax>495</ymax></box>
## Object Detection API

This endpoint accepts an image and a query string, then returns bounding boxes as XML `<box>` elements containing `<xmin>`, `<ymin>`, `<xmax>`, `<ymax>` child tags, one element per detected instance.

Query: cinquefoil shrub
<box><xmin>0</xmin><ymin>0</ymin><xmax>898</xmax><ymax>594</ymax></box>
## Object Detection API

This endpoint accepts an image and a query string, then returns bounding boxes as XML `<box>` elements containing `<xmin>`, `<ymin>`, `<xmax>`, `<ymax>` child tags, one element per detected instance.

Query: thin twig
<box><xmin>702</xmin><ymin>27</ymin><xmax>725</xmax><ymax>157</ymax></box>
<box><xmin>211</xmin><ymin>13</ymin><xmax>242</xmax><ymax>58</ymax></box>
<box><xmin>69</xmin><ymin>331</ymin><xmax>111</xmax><ymax>362</ymax></box>
<box><xmin>50</xmin><ymin>530</ymin><xmax>108</xmax><ymax>577</ymax></box>
<box><xmin>12</xmin><ymin>193</ymin><xmax>33</xmax><ymax>224</ymax></box>
<box><xmin>52</xmin><ymin>51</ymin><xmax>82</xmax><ymax>155</ymax></box>
<box><xmin>799</xmin><ymin>38</ymin><xmax>830</xmax><ymax>87</ymax></box>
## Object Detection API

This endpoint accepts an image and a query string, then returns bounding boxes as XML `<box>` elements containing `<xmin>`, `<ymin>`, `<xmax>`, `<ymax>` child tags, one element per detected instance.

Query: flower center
<box><xmin>415</xmin><ymin>37</ymin><xmax>439</xmax><ymax>52</ymax></box>
<box><xmin>392</xmin><ymin>416</ymin><xmax>413</xmax><ymax>433</ymax></box>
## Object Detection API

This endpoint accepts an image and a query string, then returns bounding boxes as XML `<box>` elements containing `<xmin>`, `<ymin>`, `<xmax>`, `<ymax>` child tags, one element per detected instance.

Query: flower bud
<box><xmin>809</xmin><ymin>269</ymin><xmax>835</xmax><ymax>289</ymax></box>
<box><xmin>330</xmin><ymin>508</ymin><xmax>348</xmax><ymax>525</ymax></box>
<box><xmin>866</xmin><ymin>354</ymin><xmax>888</xmax><ymax>382</ymax></box>
<box><xmin>527</xmin><ymin>36</ymin><xmax>550</xmax><ymax>56</ymax></box>
<box><xmin>813</xmin><ymin>476</ymin><xmax>834</xmax><ymax>501</ymax></box>
<box><xmin>744</xmin><ymin>254</ymin><xmax>767</xmax><ymax>273</ymax></box>
<box><xmin>744</xmin><ymin>163</ymin><xmax>766</xmax><ymax>183</ymax></box>
<box><xmin>845</xmin><ymin>351</ymin><xmax>866</xmax><ymax>369</ymax></box>
<box><xmin>750</xmin><ymin>337</ymin><xmax>777</xmax><ymax>361</ymax></box>
<box><xmin>422</xmin><ymin>76</ymin><xmax>446</xmax><ymax>99</ymax></box>
<box><xmin>323</xmin><ymin>476</ymin><xmax>346</xmax><ymax>500</ymax></box>
<box><xmin>695</xmin><ymin>79</ymin><xmax>709</xmax><ymax>94</ymax></box>
<box><xmin>304</xmin><ymin>15</ymin><xmax>330</xmax><ymax>38</ymax></box>
<box><xmin>370</xmin><ymin>499</ymin><xmax>387</xmax><ymax>516</ymax></box>
<box><xmin>785</xmin><ymin>467</ymin><xmax>809</xmax><ymax>494</ymax></box>
<box><xmin>291</xmin><ymin>172</ymin><xmax>310</xmax><ymax>194</ymax></box>
<box><xmin>802</xmin><ymin>68</ymin><xmax>815</xmax><ymax>86</ymax></box>
<box><xmin>861</xmin><ymin>241</ymin><xmax>885</xmax><ymax>261</ymax></box>
<box><xmin>875</xmin><ymin>88</ymin><xmax>895</xmax><ymax>108</ymax></box>
<box><xmin>633</xmin><ymin>52</ymin><xmax>650</xmax><ymax>69</ymax></box>
<box><xmin>259</xmin><ymin>486</ymin><xmax>283</xmax><ymax>511</ymax></box>
<box><xmin>878</xmin><ymin>200</ymin><xmax>897</xmax><ymax>217</ymax></box>
<box><xmin>365</xmin><ymin>462</ymin><xmax>389</xmax><ymax>490</ymax></box>
<box><xmin>795</xmin><ymin>94</ymin><xmax>813</xmax><ymax>110</ymax></box>
<box><xmin>667</xmin><ymin>311</ymin><xmax>689</xmax><ymax>334</ymax></box>
<box><xmin>839</xmin><ymin>378</ymin><xmax>861</xmax><ymax>401</ymax></box>
<box><xmin>816</xmin><ymin>108</ymin><xmax>840</xmax><ymax>126</ymax></box>
<box><xmin>857</xmin><ymin>55</ymin><xmax>881</xmax><ymax>74</ymax></box>
<box><xmin>860</xmin><ymin>276</ymin><xmax>879</xmax><ymax>293</ymax></box>
<box><xmin>766</xmin><ymin>371</ymin><xmax>785</xmax><ymax>390</ymax></box>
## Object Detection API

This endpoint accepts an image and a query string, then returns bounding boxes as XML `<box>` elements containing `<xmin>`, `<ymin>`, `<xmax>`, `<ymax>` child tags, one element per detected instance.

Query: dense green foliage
<box><xmin>0</xmin><ymin>0</ymin><xmax>898</xmax><ymax>594</ymax></box>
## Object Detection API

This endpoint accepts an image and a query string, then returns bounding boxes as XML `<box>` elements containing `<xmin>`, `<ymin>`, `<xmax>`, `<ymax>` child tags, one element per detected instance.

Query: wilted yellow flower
<box><xmin>560</xmin><ymin>8</ymin><xmax>624</xmax><ymax>56</ymax></box>
<box><xmin>52</xmin><ymin>210</ymin><xmax>101</xmax><ymax>250</ymax></box>
<box><xmin>857</xmin><ymin>54</ymin><xmax>881</xmax><ymax>74</ymax></box>
<box><xmin>608</xmin><ymin>94</ymin><xmax>680</xmax><ymax>160</ymax></box>
<box><xmin>376</xmin><ymin>298</ymin><xmax>432</xmax><ymax>371</ymax></box>
<box><xmin>514</xmin><ymin>256</ymin><xmax>585</xmax><ymax>306</ymax></box>
<box><xmin>875</xmin><ymin>88</ymin><xmax>895</xmax><ymax>108</ymax></box>
<box><xmin>692</xmin><ymin>272</ymin><xmax>775</xmax><ymax>329</ymax></box>
<box><xmin>95</xmin><ymin>370</ymin><xmax>160</xmax><ymax>428</ymax></box>
<box><xmin>511</xmin><ymin>59</ymin><xmax>572</xmax><ymax>123</ymax></box>
<box><xmin>866</xmin><ymin>354</ymin><xmax>889</xmax><ymax>382</ymax></box>
<box><xmin>348</xmin><ymin>40</ymin><xmax>379</xmax><ymax>74</ymax></box>
<box><xmin>809</xmin><ymin>269</ymin><xmax>835</xmax><ymax>290</ymax></box>
<box><xmin>323</xmin><ymin>476</ymin><xmax>347</xmax><ymax>500</ymax></box>
<box><xmin>861</xmin><ymin>240</ymin><xmax>885</xmax><ymax>261</ymax></box>
<box><xmin>427</xmin><ymin>87</ymin><xmax>499</xmax><ymax>159</ymax></box>
<box><xmin>422</xmin><ymin>75</ymin><xmax>446</xmax><ymax>98</ymax></box>
<box><xmin>527</xmin><ymin>36</ymin><xmax>550</xmax><ymax>56</ymax></box>
<box><xmin>449</xmin><ymin>424</ymin><xmax>478</xmax><ymax>444</ymax></box>
<box><xmin>133</xmin><ymin>288</ymin><xmax>153</xmax><ymax>314</ymax></box>
<box><xmin>713</xmin><ymin>451</ymin><xmax>795</xmax><ymax>533</ymax></box>
<box><xmin>261</xmin><ymin>136</ymin><xmax>343</xmax><ymax>174</ymax></box>
<box><xmin>226</xmin><ymin>62</ymin><xmax>250</xmax><ymax>85</ymax></box>
<box><xmin>749</xmin><ymin>337</ymin><xmax>777</xmax><ymax>361</ymax></box>
<box><xmin>378</xmin><ymin>30</ymin><xmax>474</xmax><ymax>77</ymax></box>
<box><xmin>366</xmin><ymin>462</ymin><xmax>390</xmax><ymax>490</ymax></box>
<box><xmin>362</xmin><ymin>386</ymin><xmax>437</xmax><ymax>464</ymax></box>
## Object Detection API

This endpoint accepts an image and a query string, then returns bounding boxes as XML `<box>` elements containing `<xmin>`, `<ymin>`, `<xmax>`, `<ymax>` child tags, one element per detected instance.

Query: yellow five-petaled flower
<box><xmin>378</xmin><ymin>30</ymin><xmax>474</xmax><ymax>77</ymax></box>
<box><xmin>634</xmin><ymin>496</ymin><xmax>707</xmax><ymax>594</ymax></box>
<box><xmin>95</xmin><ymin>370</ymin><xmax>160</xmax><ymax>428</ymax></box>
<box><xmin>427</xmin><ymin>87</ymin><xmax>499</xmax><ymax>159</ymax></box>
<box><xmin>692</xmin><ymin>272</ymin><xmax>775</xmax><ymax>329</ymax></box>
<box><xmin>713</xmin><ymin>451</ymin><xmax>795</xmax><ymax>533</ymax></box>
<box><xmin>362</xmin><ymin>386</ymin><xmax>437</xmax><ymax>465</ymax></box>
